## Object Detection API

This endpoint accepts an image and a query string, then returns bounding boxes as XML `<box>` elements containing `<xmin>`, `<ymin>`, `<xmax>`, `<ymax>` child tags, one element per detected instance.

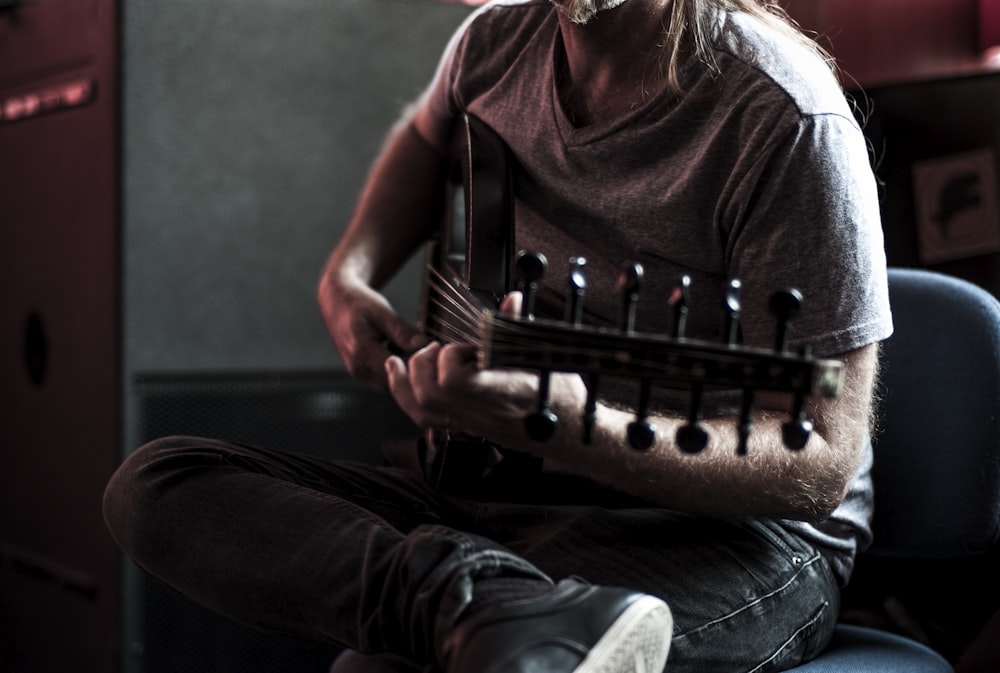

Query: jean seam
<box><xmin>744</xmin><ymin>598</ymin><xmax>830</xmax><ymax>673</ymax></box>
<box><xmin>672</xmin><ymin>553</ymin><xmax>824</xmax><ymax>641</ymax></box>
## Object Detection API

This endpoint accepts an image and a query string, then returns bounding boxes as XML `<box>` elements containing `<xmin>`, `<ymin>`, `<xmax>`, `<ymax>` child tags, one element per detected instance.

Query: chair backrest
<box><xmin>870</xmin><ymin>268</ymin><xmax>1000</xmax><ymax>558</ymax></box>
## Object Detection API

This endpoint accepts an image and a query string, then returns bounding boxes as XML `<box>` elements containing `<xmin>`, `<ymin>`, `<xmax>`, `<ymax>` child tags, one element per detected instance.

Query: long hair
<box><xmin>661</xmin><ymin>0</ymin><xmax>836</xmax><ymax>93</ymax></box>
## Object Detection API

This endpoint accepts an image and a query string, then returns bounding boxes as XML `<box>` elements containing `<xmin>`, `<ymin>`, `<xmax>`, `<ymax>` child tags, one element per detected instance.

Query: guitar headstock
<box><xmin>480</xmin><ymin>251</ymin><xmax>845</xmax><ymax>454</ymax></box>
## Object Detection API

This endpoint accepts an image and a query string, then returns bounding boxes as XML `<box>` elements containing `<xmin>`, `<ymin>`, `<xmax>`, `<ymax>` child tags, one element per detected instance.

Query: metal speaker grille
<box><xmin>125</xmin><ymin>370</ymin><xmax>418</xmax><ymax>673</ymax></box>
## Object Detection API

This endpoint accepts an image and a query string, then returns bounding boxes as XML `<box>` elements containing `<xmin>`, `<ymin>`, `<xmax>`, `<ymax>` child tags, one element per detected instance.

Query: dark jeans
<box><xmin>102</xmin><ymin>436</ymin><xmax>840</xmax><ymax>673</ymax></box>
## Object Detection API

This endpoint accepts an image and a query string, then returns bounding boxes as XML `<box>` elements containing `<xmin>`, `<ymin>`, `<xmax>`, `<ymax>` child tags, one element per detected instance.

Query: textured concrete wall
<box><xmin>123</xmin><ymin>0</ymin><xmax>471</xmax><ymax>374</ymax></box>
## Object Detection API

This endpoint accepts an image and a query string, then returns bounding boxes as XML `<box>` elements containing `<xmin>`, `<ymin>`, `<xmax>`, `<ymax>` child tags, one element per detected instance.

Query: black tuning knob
<box><xmin>782</xmin><ymin>418</ymin><xmax>813</xmax><ymax>451</ymax></box>
<box><xmin>516</xmin><ymin>251</ymin><xmax>548</xmax><ymax>319</ymax></box>
<box><xmin>670</xmin><ymin>275</ymin><xmax>707</xmax><ymax>453</ymax></box>
<box><xmin>672</xmin><ymin>274</ymin><xmax>692</xmax><ymax>339</ymax></box>
<box><xmin>566</xmin><ymin>257</ymin><xmax>587</xmax><ymax>325</ymax></box>
<box><xmin>723</xmin><ymin>279</ymin><xmax>742</xmax><ymax>346</ymax></box>
<box><xmin>676</xmin><ymin>383</ymin><xmax>709</xmax><ymax>454</ymax></box>
<box><xmin>770</xmin><ymin>289</ymin><xmax>812</xmax><ymax>450</ymax></box>
<box><xmin>615</xmin><ymin>262</ymin><xmax>656</xmax><ymax>450</ymax></box>
<box><xmin>627</xmin><ymin>379</ymin><xmax>656</xmax><ymax>451</ymax></box>
<box><xmin>782</xmin><ymin>381</ymin><xmax>813</xmax><ymax>450</ymax></box>
<box><xmin>723</xmin><ymin>280</ymin><xmax>753</xmax><ymax>455</ymax></box>
<box><xmin>616</xmin><ymin>262</ymin><xmax>643</xmax><ymax>333</ymax></box>
<box><xmin>770</xmin><ymin>289</ymin><xmax>803</xmax><ymax>352</ymax></box>
<box><xmin>564</xmin><ymin>258</ymin><xmax>601</xmax><ymax>445</ymax></box>
<box><xmin>516</xmin><ymin>251</ymin><xmax>558</xmax><ymax>441</ymax></box>
<box><xmin>525</xmin><ymin>404</ymin><xmax>558</xmax><ymax>442</ymax></box>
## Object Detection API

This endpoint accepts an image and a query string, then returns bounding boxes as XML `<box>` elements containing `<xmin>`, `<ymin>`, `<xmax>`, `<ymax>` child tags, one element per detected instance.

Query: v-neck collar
<box><xmin>548</xmin><ymin>27</ymin><xmax>675</xmax><ymax>147</ymax></box>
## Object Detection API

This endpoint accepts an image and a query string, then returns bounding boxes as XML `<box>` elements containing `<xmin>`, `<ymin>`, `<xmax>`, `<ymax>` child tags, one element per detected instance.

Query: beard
<box><xmin>552</xmin><ymin>0</ymin><xmax>630</xmax><ymax>24</ymax></box>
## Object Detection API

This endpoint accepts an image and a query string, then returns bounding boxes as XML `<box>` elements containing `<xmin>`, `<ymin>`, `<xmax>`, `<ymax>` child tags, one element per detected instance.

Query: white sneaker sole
<box><xmin>574</xmin><ymin>596</ymin><xmax>673</xmax><ymax>673</ymax></box>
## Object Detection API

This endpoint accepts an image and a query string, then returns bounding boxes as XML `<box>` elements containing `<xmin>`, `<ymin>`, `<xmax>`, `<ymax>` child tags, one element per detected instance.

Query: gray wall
<box><xmin>123</xmin><ymin>0</ymin><xmax>472</xmax><ymax>376</ymax></box>
<box><xmin>120</xmin><ymin>4</ymin><xmax>473</xmax><ymax>658</ymax></box>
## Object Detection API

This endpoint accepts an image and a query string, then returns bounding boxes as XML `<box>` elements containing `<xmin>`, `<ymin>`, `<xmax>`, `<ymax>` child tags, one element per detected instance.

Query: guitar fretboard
<box><xmin>481</xmin><ymin>314</ymin><xmax>844</xmax><ymax>398</ymax></box>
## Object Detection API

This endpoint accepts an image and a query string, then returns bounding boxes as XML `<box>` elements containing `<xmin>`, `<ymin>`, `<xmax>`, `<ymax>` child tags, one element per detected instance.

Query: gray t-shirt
<box><xmin>415</xmin><ymin>0</ymin><xmax>893</xmax><ymax>584</ymax></box>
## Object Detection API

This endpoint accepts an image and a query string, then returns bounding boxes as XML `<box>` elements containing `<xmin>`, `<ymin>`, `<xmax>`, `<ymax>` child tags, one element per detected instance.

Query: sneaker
<box><xmin>440</xmin><ymin>578</ymin><xmax>673</xmax><ymax>673</ymax></box>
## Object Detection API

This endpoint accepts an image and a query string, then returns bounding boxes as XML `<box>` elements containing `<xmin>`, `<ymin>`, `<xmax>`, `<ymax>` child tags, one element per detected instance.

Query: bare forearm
<box><xmin>543</xmin><ymin>404</ymin><xmax>847</xmax><ymax>520</ymax></box>
<box><xmin>524</xmin><ymin>345</ymin><xmax>880</xmax><ymax>521</ymax></box>
<box><xmin>317</xmin><ymin>111</ymin><xmax>449</xmax><ymax>386</ymax></box>
<box><xmin>323</xmin><ymin>116</ymin><xmax>447</xmax><ymax>291</ymax></box>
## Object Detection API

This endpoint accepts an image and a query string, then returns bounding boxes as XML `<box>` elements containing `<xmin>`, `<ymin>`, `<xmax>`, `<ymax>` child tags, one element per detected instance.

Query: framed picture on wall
<box><xmin>911</xmin><ymin>148</ymin><xmax>1000</xmax><ymax>264</ymax></box>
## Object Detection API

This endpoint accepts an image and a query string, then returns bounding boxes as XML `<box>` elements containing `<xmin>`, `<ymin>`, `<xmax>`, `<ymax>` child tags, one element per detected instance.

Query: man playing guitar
<box><xmin>105</xmin><ymin>0</ymin><xmax>891</xmax><ymax>671</ymax></box>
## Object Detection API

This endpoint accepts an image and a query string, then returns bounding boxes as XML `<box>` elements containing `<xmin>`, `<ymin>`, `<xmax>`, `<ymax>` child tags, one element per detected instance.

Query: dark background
<box><xmin>2</xmin><ymin>1</ymin><xmax>998</xmax><ymax>671</ymax></box>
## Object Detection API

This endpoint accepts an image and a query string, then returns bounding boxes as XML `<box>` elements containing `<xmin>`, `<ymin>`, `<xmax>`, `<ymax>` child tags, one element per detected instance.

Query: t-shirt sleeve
<box><xmin>410</xmin><ymin>8</ymin><xmax>479</xmax><ymax>152</ymax></box>
<box><xmin>727</xmin><ymin>112</ymin><xmax>893</xmax><ymax>357</ymax></box>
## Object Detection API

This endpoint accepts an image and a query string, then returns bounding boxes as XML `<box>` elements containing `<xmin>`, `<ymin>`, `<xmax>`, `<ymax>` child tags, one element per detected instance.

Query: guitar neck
<box><xmin>418</xmin><ymin>113</ymin><xmax>837</xmax><ymax>458</ymax></box>
<box><xmin>480</xmin><ymin>313</ymin><xmax>845</xmax><ymax>398</ymax></box>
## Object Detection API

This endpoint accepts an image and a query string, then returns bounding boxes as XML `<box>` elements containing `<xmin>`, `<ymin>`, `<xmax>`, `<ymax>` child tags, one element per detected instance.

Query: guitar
<box><xmin>418</xmin><ymin>113</ymin><xmax>845</xmax><ymax>492</ymax></box>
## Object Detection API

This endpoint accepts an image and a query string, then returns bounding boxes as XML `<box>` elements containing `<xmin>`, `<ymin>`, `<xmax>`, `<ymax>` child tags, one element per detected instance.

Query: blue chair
<box><xmin>790</xmin><ymin>267</ymin><xmax>1000</xmax><ymax>672</ymax></box>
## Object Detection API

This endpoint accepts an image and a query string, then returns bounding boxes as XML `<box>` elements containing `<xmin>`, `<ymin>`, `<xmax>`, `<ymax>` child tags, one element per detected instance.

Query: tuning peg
<box><xmin>671</xmin><ymin>275</ymin><xmax>692</xmax><ymax>339</ymax></box>
<box><xmin>525</xmin><ymin>374</ymin><xmax>558</xmax><ymax>442</ymax></box>
<box><xmin>566</xmin><ymin>257</ymin><xmax>587</xmax><ymax>326</ymax></box>
<box><xmin>627</xmin><ymin>379</ymin><xmax>656</xmax><ymax>451</ymax></box>
<box><xmin>782</xmin><ymin>391</ymin><xmax>813</xmax><ymax>450</ymax></box>
<box><xmin>516</xmin><ymin>251</ymin><xmax>548</xmax><ymax>319</ymax></box>
<box><xmin>614</xmin><ymin>262</ymin><xmax>654</xmax><ymax>449</ymax></box>
<box><xmin>737</xmin><ymin>389</ymin><xmax>753</xmax><ymax>455</ymax></box>
<box><xmin>769</xmin><ymin>289</ymin><xmax>812</xmax><ymax>450</ymax></box>
<box><xmin>563</xmin><ymin>257</ymin><xmax>600</xmax><ymax>445</ymax></box>
<box><xmin>514</xmin><ymin>251</ymin><xmax>558</xmax><ymax>441</ymax></box>
<box><xmin>723</xmin><ymin>279</ymin><xmax>742</xmax><ymax>345</ymax></box>
<box><xmin>770</xmin><ymin>288</ymin><xmax>803</xmax><ymax>352</ymax></box>
<box><xmin>723</xmin><ymin>280</ymin><xmax>753</xmax><ymax>454</ymax></box>
<box><xmin>676</xmin><ymin>383</ymin><xmax>709</xmax><ymax>453</ymax></box>
<box><xmin>582</xmin><ymin>384</ymin><xmax>598</xmax><ymax>445</ymax></box>
<box><xmin>665</xmin><ymin>275</ymin><xmax>707</xmax><ymax>452</ymax></box>
<box><xmin>616</xmin><ymin>262</ymin><xmax>643</xmax><ymax>333</ymax></box>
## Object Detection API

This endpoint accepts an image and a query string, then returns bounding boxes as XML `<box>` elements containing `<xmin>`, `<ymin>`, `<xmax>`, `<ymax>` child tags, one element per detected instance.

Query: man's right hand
<box><xmin>318</xmin><ymin>275</ymin><xmax>429</xmax><ymax>390</ymax></box>
<box><xmin>315</xmin><ymin>111</ymin><xmax>450</xmax><ymax>389</ymax></box>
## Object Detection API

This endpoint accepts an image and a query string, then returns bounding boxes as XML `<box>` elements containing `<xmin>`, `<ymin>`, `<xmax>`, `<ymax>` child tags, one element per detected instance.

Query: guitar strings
<box><xmin>425</xmin><ymin>266</ymin><xmax>487</xmax><ymax>346</ymax></box>
<box><xmin>426</xmin><ymin>270</ymin><xmax>482</xmax><ymax>341</ymax></box>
